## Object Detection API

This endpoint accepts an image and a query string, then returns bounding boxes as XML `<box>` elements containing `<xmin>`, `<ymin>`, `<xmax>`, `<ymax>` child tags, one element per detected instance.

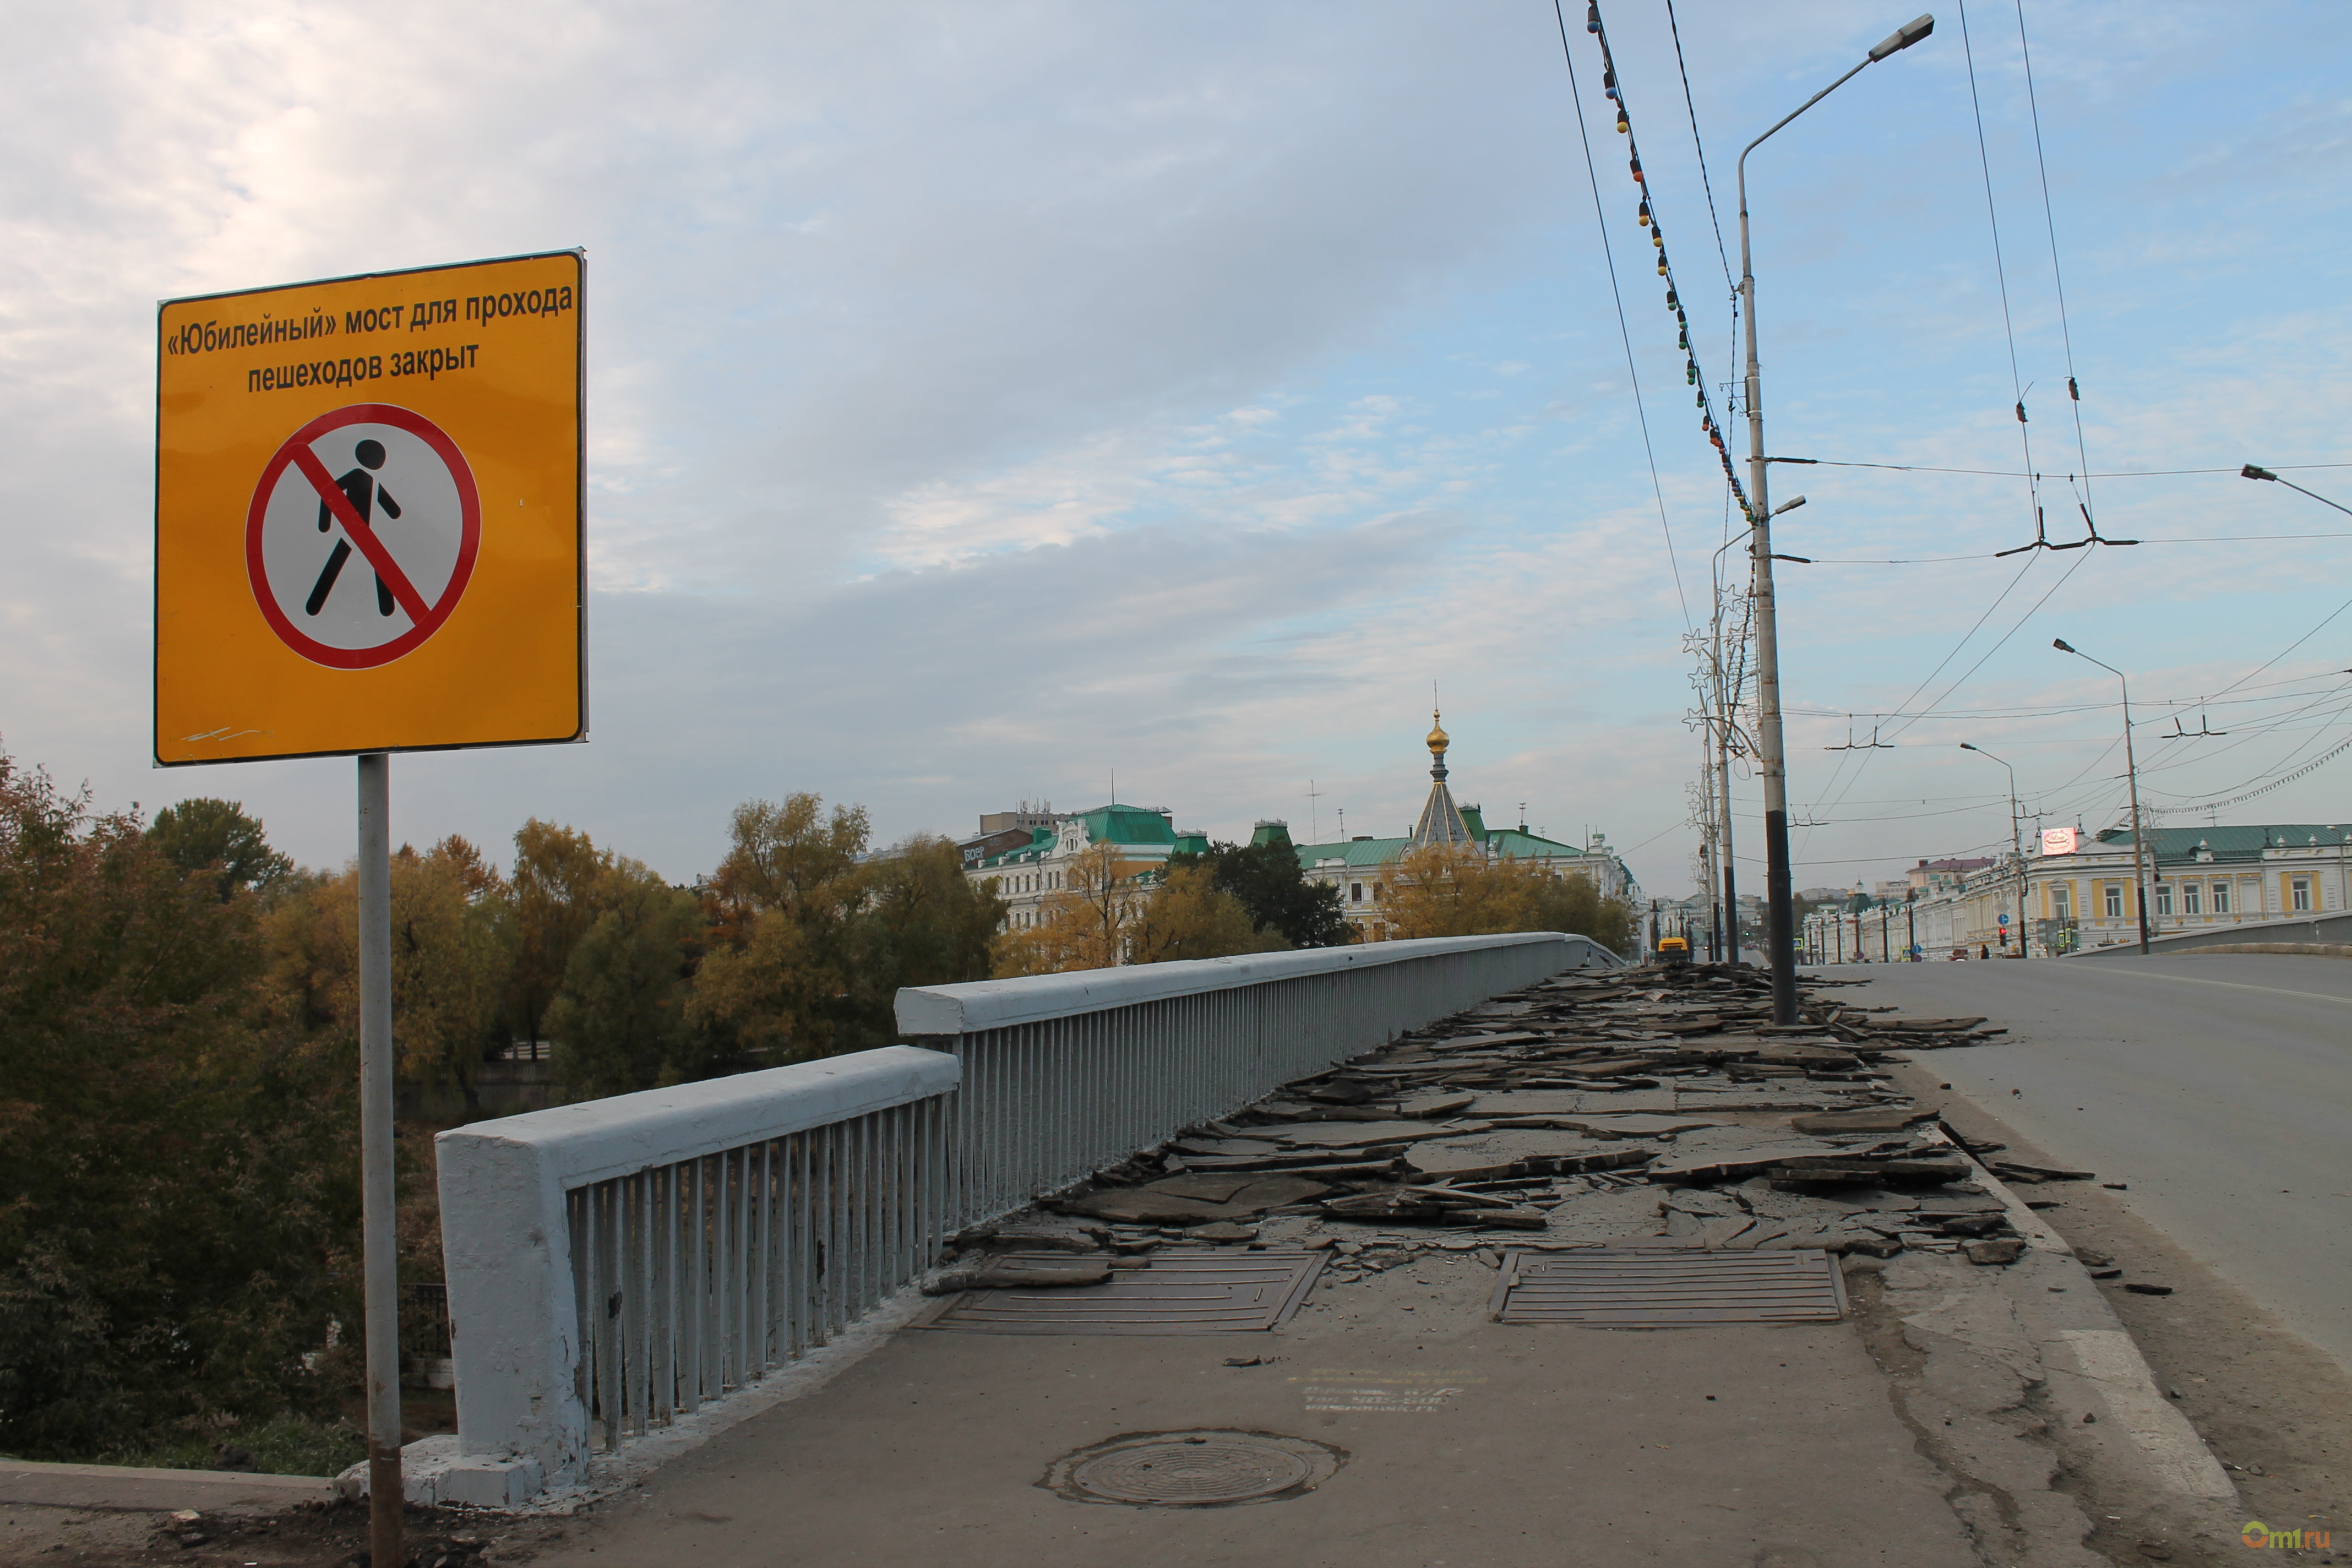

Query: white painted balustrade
<box><xmin>433</xmin><ymin>931</ymin><xmax>1617</xmax><ymax>1500</ymax></box>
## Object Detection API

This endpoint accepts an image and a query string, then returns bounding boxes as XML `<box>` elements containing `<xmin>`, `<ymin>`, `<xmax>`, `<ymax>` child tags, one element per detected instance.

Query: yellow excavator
<box><xmin>1654</xmin><ymin>934</ymin><xmax>1691</xmax><ymax>967</ymax></box>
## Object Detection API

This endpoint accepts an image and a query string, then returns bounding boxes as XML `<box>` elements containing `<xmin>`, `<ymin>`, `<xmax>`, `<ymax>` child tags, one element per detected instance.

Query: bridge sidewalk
<box><xmin>525</xmin><ymin>1251</ymin><xmax>1985</xmax><ymax>1568</ymax></box>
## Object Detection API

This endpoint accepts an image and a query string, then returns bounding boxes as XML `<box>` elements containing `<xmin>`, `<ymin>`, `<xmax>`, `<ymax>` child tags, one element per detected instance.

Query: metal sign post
<box><xmin>356</xmin><ymin>754</ymin><xmax>399</xmax><ymax>1566</ymax></box>
<box><xmin>155</xmin><ymin>252</ymin><xmax>587</xmax><ymax>1563</ymax></box>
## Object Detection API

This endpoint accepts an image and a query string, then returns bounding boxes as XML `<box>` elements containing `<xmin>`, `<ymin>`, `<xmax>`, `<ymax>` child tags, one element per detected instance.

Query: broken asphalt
<box><xmin>513</xmin><ymin>963</ymin><xmax>2247</xmax><ymax>1568</ymax></box>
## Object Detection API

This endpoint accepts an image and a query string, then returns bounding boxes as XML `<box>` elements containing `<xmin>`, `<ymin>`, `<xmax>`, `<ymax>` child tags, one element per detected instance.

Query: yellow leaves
<box><xmin>1378</xmin><ymin>843</ymin><xmax>1636</xmax><ymax>952</ymax></box>
<box><xmin>1129</xmin><ymin>864</ymin><xmax>1286</xmax><ymax>963</ymax></box>
<box><xmin>991</xmin><ymin>853</ymin><xmax>1286</xmax><ymax>974</ymax></box>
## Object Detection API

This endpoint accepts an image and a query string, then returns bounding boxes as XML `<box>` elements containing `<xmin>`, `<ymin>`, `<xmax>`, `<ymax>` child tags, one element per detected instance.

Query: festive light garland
<box><xmin>1583</xmin><ymin>2</ymin><xmax>1756</xmax><ymax>525</ymax></box>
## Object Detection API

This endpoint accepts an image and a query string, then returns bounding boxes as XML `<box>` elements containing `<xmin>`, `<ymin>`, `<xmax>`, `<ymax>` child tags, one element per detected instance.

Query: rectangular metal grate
<box><xmin>1490</xmin><ymin>1246</ymin><xmax>1845</xmax><ymax>1327</ymax></box>
<box><xmin>913</xmin><ymin>1250</ymin><xmax>1328</xmax><ymax>1335</ymax></box>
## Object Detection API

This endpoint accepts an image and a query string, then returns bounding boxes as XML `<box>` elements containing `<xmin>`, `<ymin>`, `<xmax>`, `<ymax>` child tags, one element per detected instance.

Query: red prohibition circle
<box><xmin>246</xmin><ymin>403</ymin><xmax>482</xmax><ymax>669</ymax></box>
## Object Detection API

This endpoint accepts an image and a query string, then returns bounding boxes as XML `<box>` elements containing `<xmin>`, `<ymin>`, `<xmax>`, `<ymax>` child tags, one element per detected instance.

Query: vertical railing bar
<box><xmin>624</xmin><ymin>1172</ymin><xmax>646</xmax><ymax>1435</ymax></box>
<box><xmin>864</xmin><ymin>1112</ymin><xmax>880</xmax><ymax>1314</ymax></box>
<box><xmin>568</xmin><ymin>1188</ymin><xmax>592</xmax><ymax>1423</ymax></box>
<box><xmin>654</xmin><ymin>1162</ymin><xmax>674</xmax><ymax>1427</ymax></box>
<box><xmin>684</xmin><ymin>1157</ymin><xmax>705</xmax><ymax>1414</ymax></box>
<box><xmin>790</xmin><ymin>1130</ymin><xmax>809</xmax><ymax>1359</ymax></box>
<box><xmin>718</xmin><ymin>1147</ymin><xmax>738</xmax><ymax>1390</ymax></box>
<box><xmin>816</xmin><ymin>1120</ymin><xmax>835</xmax><ymax>1341</ymax></box>
<box><xmin>597</xmin><ymin>1180</ymin><xmax>622</xmax><ymax>1452</ymax></box>
<box><xmin>758</xmin><ymin>1139</ymin><xmax>776</xmax><ymax>1373</ymax></box>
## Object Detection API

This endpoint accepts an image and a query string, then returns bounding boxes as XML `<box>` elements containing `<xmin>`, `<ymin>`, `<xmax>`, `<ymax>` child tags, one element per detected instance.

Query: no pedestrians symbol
<box><xmin>246</xmin><ymin>404</ymin><xmax>482</xmax><ymax>669</ymax></box>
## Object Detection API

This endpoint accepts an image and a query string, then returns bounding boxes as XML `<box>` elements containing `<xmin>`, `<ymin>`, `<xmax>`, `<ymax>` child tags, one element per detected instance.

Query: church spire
<box><xmin>1409</xmin><ymin>706</ymin><xmax>1473</xmax><ymax>850</ymax></box>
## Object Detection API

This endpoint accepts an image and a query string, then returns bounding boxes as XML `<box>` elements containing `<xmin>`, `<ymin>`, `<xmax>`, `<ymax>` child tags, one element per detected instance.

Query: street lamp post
<box><xmin>1959</xmin><ymin>740</ymin><xmax>2029</xmax><ymax>956</ymax></box>
<box><xmin>2054</xmin><ymin>638</ymin><xmax>2153</xmax><ymax>954</ymax></box>
<box><xmin>1738</xmin><ymin>12</ymin><xmax>1935</xmax><ymax>1022</ymax></box>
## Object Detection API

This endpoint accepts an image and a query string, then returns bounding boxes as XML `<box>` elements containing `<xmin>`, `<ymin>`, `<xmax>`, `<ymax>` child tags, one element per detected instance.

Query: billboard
<box><xmin>2040</xmin><ymin>826</ymin><xmax>2081</xmax><ymax>856</ymax></box>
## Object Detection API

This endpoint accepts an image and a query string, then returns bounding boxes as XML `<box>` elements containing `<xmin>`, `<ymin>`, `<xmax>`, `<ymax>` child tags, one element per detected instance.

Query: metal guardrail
<box><xmin>2062</xmin><ymin>909</ymin><xmax>2352</xmax><ymax>959</ymax></box>
<box><xmin>565</xmin><ymin>1094</ymin><xmax>951</xmax><ymax>1447</ymax></box>
<box><xmin>900</xmin><ymin>933</ymin><xmax>1616</xmax><ymax>1223</ymax></box>
<box><xmin>432</xmin><ymin>932</ymin><xmax>1610</xmax><ymax>1502</ymax></box>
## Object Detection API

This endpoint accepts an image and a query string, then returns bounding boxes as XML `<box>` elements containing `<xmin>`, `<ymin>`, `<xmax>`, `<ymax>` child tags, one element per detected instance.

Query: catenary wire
<box><xmin>1662</xmin><ymin>0</ymin><xmax>1736</xmax><ymax>298</ymax></box>
<box><xmin>1956</xmin><ymin>0</ymin><xmax>2045</xmax><ymax>543</ymax></box>
<box><xmin>1554</xmin><ymin>0</ymin><xmax>1691</xmax><ymax>630</ymax></box>
<box><xmin>2013</xmin><ymin>0</ymin><xmax>2099</xmax><ymax>534</ymax></box>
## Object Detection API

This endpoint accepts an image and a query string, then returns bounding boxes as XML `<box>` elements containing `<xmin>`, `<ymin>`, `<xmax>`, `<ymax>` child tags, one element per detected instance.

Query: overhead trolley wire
<box><xmin>1662</xmin><ymin>0</ymin><xmax>1736</xmax><ymax>300</ymax></box>
<box><xmin>1578</xmin><ymin>1</ymin><xmax>1757</xmax><ymax>519</ymax></box>
<box><xmin>1956</xmin><ymin>0</ymin><xmax>2049</xmax><ymax>550</ymax></box>
<box><xmin>2014</xmin><ymin>0</ymin><xmax>2101</xmax><ymax>538</ymax></box>
<box><xmin>1777</xmin><ymin>459</ymin><xmax>2352</xmax><ymax>478</ymax></box>
<box><xmin>1553</xmin><ymin>0</ymin><xmax>1692</xmax><ymax>631</ymax></box>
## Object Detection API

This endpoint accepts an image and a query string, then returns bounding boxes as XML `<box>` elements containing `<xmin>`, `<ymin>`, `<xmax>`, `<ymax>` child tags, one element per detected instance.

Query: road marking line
<box><xmin>2051</xmin><ymin>1328</ymin><xmax>2237</xmax><ymax>1501</ymax></box>
<box><xmin>2087</xmin><ymin>970</ymin><xmax>2352</xmax><ymax>1006</ymax></box>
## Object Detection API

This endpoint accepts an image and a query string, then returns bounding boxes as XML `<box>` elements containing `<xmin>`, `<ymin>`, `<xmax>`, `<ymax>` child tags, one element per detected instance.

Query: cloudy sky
<box><xmin>6</xmin><ymin>1</ymin><xmax>2350</xmax><ymax>897</ymax></box>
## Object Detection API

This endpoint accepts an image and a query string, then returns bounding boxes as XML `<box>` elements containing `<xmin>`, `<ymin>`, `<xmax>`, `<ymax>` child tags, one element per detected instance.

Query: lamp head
<box><xmin>2052</xmin><ymin>638</ymin><xmax>2077</xmax><ymax>654</ymax></box>
<box><xmin>1960</xmin><ymin>742</ymin><xmax>1978</xmax><ymax>751</ymax></box>
<box><xmin>1770</xmin><ymin>494</ymin><xmax>1808</xmax><ymax>516</ymax></box>
<box><xmin>1870</xmin><ymin>13</ymin><xmax>1935</xmax><ymax>61</ymax></box>
<box><xmin>2242</xmin><ymin>464</ymin><xmax>2279</xmax><ymax>481</ymax></box>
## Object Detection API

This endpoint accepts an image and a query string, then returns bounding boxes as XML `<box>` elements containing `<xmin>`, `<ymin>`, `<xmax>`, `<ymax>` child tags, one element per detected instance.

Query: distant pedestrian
<box><xmin>1980</xmin><ymin>944</ymin><xmax>1990</xmax><ymax>961</ymax></box>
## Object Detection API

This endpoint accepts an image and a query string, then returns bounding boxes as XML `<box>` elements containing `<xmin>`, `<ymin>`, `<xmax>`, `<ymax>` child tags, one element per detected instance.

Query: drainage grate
<box><xmin>1043</xmin><ymin>1429</ymin><xmax>1344</xmax><ymax>1506</ymax></box>
<box><xmin>914</xmin><ymin>1249</ymin><xmax>1327</xmax><ymax>1335</ymax></box>
<box><xmin>1490</xmin><ymin>1246</ymin><xmax>1845</xmax><ymax>1327</ymax></box>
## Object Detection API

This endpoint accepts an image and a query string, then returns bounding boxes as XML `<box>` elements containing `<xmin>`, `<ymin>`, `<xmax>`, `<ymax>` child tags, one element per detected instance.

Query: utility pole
<box><xmin>1737</xmin><ymin>12</ymin><xmax>1935</xmax><ymax>1021</ymax></box>
<box><xmin>2054</xmin><ymin>639</ymin><xmax>2153</xmax><ymax>954</ymax></box>
<box><xmin>1961</xmin><ymin>741</ymin><xmax>2029</xmax><ymax>957</ymax></box>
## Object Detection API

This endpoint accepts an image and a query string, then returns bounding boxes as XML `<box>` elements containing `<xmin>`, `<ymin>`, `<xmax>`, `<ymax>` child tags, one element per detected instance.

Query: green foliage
<box><xmin>1129</xmin><ymin>863</ymin><xmax>1288</xmax><ymax>963</ymax></box>
<box><xmin>1165</xmin><ymin>839</ymin><xmax>1347</xmax><ymax>948</ymax></box>
<box><xmin>114</xmin><ymin>1414</ymin><xmax>367</xmax><ymax>1477</ymax></box>
<box><xmin>837</xmin><ymin>835</ymin><xmax>1002</xmax><ymax>1047</ymax></box>
<box><xmin>695</xmin><ymin>803</ymin><xmax>1000</xmax><ymax>1060</ymax></box>
<box><xmin>148</xmin><ymin>797</ymin><xmax>292</xmax><ymax>900</ymax></box>
<box><xmin>1528</xmin><ymin>868</ymin><xmax>1639</xmax><ymax>955</ymax></box>
<box><xmin>503</xmin><ymin>819</ymin><xmax>609</xmax><ymax>1051</ymax></box>
<box><xmin>546</xmin><ymin>861</ymin><xmax>710</xmax><ymax>1096</ymax></box>
<box><xmin>0</xmin><ymin>753</ymin><xmax>358</xmax><ymax>1461</ymax></box>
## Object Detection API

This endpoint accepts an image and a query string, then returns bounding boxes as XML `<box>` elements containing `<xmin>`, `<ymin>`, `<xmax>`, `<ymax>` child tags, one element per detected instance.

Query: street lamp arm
<box><xmin>1736</xmin><ymin>58</ymin><xmax>1874</xmax><ymax>227</ymax></box>
<box><xmin>2241</xmin><ymin>465</ymin><xmax>2352</xmax><ymax>520</ymax></box>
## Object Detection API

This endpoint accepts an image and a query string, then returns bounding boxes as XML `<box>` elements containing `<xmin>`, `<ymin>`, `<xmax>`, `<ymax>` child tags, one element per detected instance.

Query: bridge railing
<box><xmin>898</xmin><ymin>932</ymin><xmax>1618</xmax><ymax>1223</ymax></box>
<box><xmin>432</xmin><ymin>931</ymin><xmax>1615</xmax><ymax>1502</ymax></box>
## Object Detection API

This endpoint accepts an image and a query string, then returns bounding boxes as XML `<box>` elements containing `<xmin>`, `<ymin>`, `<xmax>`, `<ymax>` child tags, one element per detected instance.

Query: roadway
<box><xmin>1812</xmin><ymin>952</ymin><xmax>2352</xmax><ymax>1371</ymax></box>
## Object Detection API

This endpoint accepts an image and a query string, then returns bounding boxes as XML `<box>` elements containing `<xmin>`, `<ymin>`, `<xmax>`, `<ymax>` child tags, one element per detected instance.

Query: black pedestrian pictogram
<box><xmin>306</xmin><ymin>438</ymin><xmax>404</xmax><ymax>617</ymax></box>
<box><xmin>246</xmin><ymin>404</ymin><xmax>481</xmax><ymax>671</ymax></box>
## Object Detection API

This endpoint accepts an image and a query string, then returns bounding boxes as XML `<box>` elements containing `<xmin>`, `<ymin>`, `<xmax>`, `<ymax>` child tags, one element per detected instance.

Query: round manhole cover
<box><xmin>1044</xmin><ymin>1429</ymin><xmax>1344</xmax><ymax>1507</ymax></box>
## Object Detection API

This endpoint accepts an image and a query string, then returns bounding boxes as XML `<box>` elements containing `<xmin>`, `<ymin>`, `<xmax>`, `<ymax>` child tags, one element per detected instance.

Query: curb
<box><xmin>1920</xmin><ymin>1125</ymin><xmax>2236</xmax><ymax>1506</ymax></box>
<box><xmin>0</xmin><ymin>1460</ymin><xmax>334</xmax><ymax>1513</ymax></box>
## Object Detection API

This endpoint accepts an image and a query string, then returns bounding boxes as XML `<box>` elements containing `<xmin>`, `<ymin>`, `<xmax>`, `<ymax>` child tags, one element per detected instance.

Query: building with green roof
<box><xmin>1286</xmin><ymin>714</ymin><xmax>1638</xmax><ymax>937</ymax></box>
<box><xmin>1806</xmin><ymin>820</ymin><xmax>2352</xmax><ymax>960</ymax></box>
<box><xmin>963</xmin><ymin>801</ymin><xmax>1199</xmax><ymax>934</ymax></box>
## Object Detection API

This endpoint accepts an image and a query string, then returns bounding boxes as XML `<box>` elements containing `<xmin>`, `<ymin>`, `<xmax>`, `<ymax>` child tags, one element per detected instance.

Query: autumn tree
<box><xmin>697</xmin><ymin>799</ymin><xmax>1004</xmax><ymax>1057</ymax></box>
<box><xmin>264</xmin><ymin>837</ymin><xmax>510</xmax><ymax>1105</ymax></box>
<box><xmin>1164</xmin><ymin>838</ymin><xmax>1346</xmax><ymax>948</ymax></box>
<box><xmin>148</xmin><ymin>797</ymin><xmax>292</xmax><ymax>900</ymax></box>
<box><xmin>1127</xmin><ymin>863</ymin><xmax>1286</xmax><ymax>963</ymax></box>
<box><xmin>0</xmin><ymin>753</ymin><xmax>359</xmax><ymax>1458</ymax></box>
<box><xmin>837</xmin><ymin>835</ymin><xmax>1003</xmax><ymax>1043</ymax></box>
<box><xmin>691</xmin><ymin>795</ymin><xmax>868</xmax><ymax>1061</ymax></box>
<box><xmin>1379</xmin><ymin>842</ymin><xmax>1635</xmax><ymax>952</ymax></box>
<box><xmin>989</xmin><ymin>841</ymin><xmax>1144</xmax><ymax>975</ymax></box>
<box><xmin>546</xmin><ymin>858</ymin><xmax>709</xmax><ymax>1095</ymax></box>
<box><xmin>502</xmin><ymin>819</ymin><xmax>610</xmax><ymax>1050</ymax></box>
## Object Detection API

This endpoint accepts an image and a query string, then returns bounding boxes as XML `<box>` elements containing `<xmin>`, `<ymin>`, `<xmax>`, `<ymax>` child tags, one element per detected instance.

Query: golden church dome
<box><xmin>1427</xmin><ymin>709</ymin><xmax>1450</xmax><ymax>756</ymax></box>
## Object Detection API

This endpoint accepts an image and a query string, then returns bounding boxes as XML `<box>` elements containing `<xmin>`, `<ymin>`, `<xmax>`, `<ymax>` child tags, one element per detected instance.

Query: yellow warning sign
<box><xmin>155</xmin><ymin>251</ymin><xmax>584</xmax><ymax>765</ymax></box>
